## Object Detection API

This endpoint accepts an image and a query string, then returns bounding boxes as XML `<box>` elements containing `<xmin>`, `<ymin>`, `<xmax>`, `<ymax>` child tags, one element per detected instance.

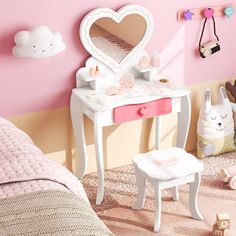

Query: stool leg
<box><xmin>154</xmin><ymin>184</ymin><xmax>161</xmax><ymax>232</ymax></box>
<box><xmin>173</xmin><ymin>186</ymin><xmax>179</xmax><ymax>201</ymax></box>
<box><xmin>133</xmin><ymin>167</ymin><xmax>146</xmax><ymax>210</ymax></box>
<box><xmin>189</xmin><ymin>172</ymin><xmax>203</xmax><ymax>220</ymax></box>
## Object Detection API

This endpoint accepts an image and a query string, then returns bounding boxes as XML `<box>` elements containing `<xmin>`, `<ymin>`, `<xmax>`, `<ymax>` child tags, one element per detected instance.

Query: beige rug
<box><xmin>82</xmin><ymin>152</ymin><xmax>236</xmax><ymax>236</ymax></box>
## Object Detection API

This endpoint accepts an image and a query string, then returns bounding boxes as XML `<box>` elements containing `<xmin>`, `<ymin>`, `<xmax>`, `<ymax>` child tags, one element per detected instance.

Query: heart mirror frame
<box><xmin>80</xmin><ymin>4</ymin><xmax>154</xmax><ymax>73</ymax></box>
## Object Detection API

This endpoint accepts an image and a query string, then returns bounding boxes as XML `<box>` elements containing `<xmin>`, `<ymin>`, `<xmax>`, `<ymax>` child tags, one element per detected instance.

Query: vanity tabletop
<box><xmin>72</xmin><ymin>77</ymin><xmax>190</xmax><ymax>112</ymax></box>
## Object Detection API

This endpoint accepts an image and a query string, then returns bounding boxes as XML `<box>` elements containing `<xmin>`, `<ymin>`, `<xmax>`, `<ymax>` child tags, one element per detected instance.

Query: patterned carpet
<box><xmin>82</xmin><ymin>152</ymin><xmax>236</xmax><ymax>236</ymax></box>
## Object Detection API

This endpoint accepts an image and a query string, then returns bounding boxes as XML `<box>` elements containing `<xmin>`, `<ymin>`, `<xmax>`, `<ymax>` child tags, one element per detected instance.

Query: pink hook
<box><xmin>204</xmin><ymin>8</ymin><xmax>214</xmax><ymax>19</ymax></box>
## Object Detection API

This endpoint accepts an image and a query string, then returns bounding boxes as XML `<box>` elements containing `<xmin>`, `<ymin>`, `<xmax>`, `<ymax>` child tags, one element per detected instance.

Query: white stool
<box><xmin>132</xmin><ymin>147</ymin><xmax>204</xmax><ymax>232</ymax></box>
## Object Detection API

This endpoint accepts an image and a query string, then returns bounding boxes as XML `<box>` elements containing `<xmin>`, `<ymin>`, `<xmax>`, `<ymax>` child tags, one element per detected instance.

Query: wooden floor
<box><xmin>82</xmin><ymin>152</ymin><xmax>236</xmax><ymax>236</ymax></box>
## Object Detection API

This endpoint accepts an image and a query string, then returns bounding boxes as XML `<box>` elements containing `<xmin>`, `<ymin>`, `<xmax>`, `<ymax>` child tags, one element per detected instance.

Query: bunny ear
<box><xmin>203</xmin><ymin>89</ymin><xmax>212</xmax><ymax>109</ymax></box>
<box><xmin>218</xmin><ymin>86</ymin><xmax>229</xmax><ymax>104</ymax></box>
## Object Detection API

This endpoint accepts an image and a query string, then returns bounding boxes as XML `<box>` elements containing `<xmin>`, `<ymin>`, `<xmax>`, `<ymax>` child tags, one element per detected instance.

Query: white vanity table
<box><xmin>70</xmin><ymin>4</ymin><xmax>191</xmax><ymax>205</ymax></box>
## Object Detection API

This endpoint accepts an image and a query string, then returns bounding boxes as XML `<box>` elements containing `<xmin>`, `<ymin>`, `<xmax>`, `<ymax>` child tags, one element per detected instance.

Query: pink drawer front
<box><xmin>113</xmin><ymin>98</ymin><xmax>172</xmax><ymax>124</ymax></box>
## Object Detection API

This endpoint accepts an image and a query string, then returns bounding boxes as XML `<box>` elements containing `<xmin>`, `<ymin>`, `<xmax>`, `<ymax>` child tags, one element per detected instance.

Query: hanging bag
<box><xmin>199</xmin><ymin>12</ymin><xmax>220</xmax><ymax>58</ymax></box>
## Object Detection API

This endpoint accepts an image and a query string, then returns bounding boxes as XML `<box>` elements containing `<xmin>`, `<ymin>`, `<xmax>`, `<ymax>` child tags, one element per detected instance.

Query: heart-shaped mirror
<box><xmin>80</xmin><ymin>5</ymin><xmax>153</xmax><ymax>72</ymax></box>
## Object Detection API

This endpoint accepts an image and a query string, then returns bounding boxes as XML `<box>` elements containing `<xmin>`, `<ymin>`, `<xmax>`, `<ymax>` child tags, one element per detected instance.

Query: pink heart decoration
<box><xmin>204</xmin><ymin>8</ymin><xmax>214</xmax><ymax>19</ymax></box>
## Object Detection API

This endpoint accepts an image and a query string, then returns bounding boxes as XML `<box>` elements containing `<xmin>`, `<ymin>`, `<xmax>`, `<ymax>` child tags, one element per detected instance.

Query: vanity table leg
<box><xmin>94</xmin><ymin>112</ymin><xmax>105</xmax><ymax>205</ymax></box>
<box><xmin>155</xmin><ymin>116</ymin><xmax>161</xmax><ymax>150</ymax></box>
<box><xmin>176</xmin><ymin>94</ymin><xmax>191</xmax><ymax>149</ymax></box>
<box><xmin>70</xmin><ymin>95</ymin><xmax>87</xmax><ymax>179</ymax></box>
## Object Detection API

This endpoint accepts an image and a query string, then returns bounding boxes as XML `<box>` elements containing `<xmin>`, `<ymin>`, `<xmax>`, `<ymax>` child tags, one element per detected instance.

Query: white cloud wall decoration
<box><xmin>12</xmin><ymin>25</ymin><xmax>66</xmax><ymax>58</ymax></box>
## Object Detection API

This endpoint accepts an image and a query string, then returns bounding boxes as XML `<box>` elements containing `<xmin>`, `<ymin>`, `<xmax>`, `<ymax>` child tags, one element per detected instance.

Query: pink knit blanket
<box><xmin>0</xmin><ymin>118</ymin><xmax>87</xmax><ymax>200</ymax></box>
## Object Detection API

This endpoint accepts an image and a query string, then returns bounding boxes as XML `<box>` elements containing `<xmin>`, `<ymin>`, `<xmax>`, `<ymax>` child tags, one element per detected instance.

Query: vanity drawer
<box><xmin>113</xmin><ymin>98</ymin><xmax>172</xmax><ymax>123</ymax></box>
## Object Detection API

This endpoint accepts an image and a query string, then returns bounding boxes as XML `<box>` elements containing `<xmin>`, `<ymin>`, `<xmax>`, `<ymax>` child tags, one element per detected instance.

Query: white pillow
<box><xmin>197</xmin><ymin>87</ymin><xmax>235</xmax><ymax>158</ymax></box>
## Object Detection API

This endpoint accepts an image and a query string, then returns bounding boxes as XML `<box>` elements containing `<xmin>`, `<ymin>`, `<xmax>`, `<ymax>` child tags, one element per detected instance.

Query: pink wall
<box><xmin>1</xmin><ymin>0</ymin><xmax>236</xmax><ymax>116</ymax></box>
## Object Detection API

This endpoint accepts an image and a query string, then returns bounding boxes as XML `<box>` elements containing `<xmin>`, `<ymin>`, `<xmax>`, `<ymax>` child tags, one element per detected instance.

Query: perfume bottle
<box><xmin>151</xmin><ymin>51</ymin><xmax>160</xmax><ymax>67</ymax></box>
<box><xmin>89</xmin><ymin>65</ymin><xmax>100</xmax><ymax>77</ymax></box>
<box><xmin>94</xmin><ymin>65</ymin><xmax>100</xmax><ymax>76</ymax></box>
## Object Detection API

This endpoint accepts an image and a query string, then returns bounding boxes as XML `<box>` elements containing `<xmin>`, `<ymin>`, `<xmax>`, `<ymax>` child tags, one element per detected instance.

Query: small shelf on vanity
<box><xmin>134</xmin><ymin>65</ymin><xmax>161</xmax><ymax>81</ymax></box>
<box><xmin>79</xmin><ymin>71</ymin><xmax>108</xmax><ymax>90</ymax></box>
<box><xmin>134</xmin><ymin>64</ymin><xmax>160</xmax><ymax>73</ymax></box>
<box><xmin>80</xmin><ymin>71</ymin><xmax>107</xmax><ymax>82</ymax></box>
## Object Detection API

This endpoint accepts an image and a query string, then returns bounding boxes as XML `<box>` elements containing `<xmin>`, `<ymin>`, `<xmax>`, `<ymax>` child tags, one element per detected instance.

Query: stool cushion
<box><xmin>133</xmin><ymin>148</ymin><xmax>203</xmax><ymax>180</ymax></box>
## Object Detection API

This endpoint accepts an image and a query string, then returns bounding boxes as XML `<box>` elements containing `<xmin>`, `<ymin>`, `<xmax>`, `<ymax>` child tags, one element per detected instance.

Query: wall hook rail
<box><xmin>177</xmin><ymin>4</ymin><xmax>234</xmax><ymax>21</ymax></box>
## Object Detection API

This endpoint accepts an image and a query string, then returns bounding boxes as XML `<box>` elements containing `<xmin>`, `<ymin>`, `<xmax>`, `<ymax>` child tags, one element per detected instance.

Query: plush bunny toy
<box><xmin>197</xmin><ymin>87</ymin><xmax>235</xmax><ymax>158</ymax></box>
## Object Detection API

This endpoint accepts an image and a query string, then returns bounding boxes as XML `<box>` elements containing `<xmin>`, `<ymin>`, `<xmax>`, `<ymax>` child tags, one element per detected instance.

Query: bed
<box><xmin>0</xmin><ymin>117</ymin><xmax>114</xmax><ymax>236</ymax></box>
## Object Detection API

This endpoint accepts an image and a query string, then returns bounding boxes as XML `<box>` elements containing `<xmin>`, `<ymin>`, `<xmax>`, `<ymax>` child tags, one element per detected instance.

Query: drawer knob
<box><xmin>139</xmin><ymin>107</ymin><xmax>148</xmax><ymax>116</ymax></box>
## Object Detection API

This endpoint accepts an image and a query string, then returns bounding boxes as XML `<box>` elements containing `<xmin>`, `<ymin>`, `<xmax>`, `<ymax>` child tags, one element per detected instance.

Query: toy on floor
<box><xmin>212</xmin><ymin>213</ymin><xmax>230</xmax><ymax>236</ymax></box>
<box><xmin>197</xmin><ymin>87</ymin><xmax>235</xmax><ymax>158</ymax></box>
<box><xmin>220</xmin><ymin>167</ymin><xmax>236</xmax><ymax>189</ymax></box>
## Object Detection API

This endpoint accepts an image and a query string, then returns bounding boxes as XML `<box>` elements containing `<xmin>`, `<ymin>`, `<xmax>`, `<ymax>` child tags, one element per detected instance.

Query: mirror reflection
<box><xmin>89</xmin><ymin>14</ymin><xmax>147</xmax><ymax>63</ymax></box>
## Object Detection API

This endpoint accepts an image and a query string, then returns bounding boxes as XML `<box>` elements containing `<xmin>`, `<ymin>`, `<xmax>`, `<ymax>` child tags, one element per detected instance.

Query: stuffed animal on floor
<box><xmin>197</xmin><ymin>87</ymin><xmax>235</xmax><ymax>158</ymax></box>
<box><xmin>220</xmin><ymin>168</ymin><xmax>236</xmax><ymax>189</ymax></box>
